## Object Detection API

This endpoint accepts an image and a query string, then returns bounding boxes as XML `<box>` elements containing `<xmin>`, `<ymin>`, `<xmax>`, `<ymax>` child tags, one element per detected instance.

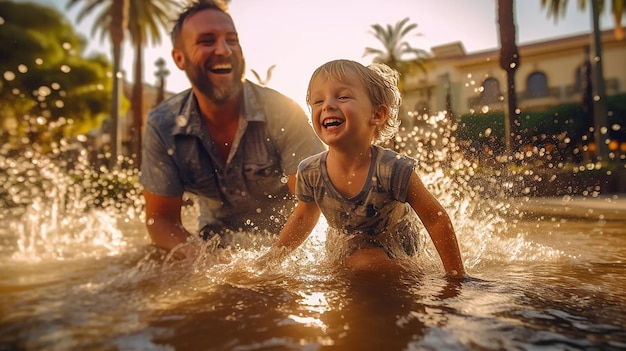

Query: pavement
<box><xmin>506</xmin><ymin>194</ymin><xmax>626</xmax><ymax>221</ymax></box>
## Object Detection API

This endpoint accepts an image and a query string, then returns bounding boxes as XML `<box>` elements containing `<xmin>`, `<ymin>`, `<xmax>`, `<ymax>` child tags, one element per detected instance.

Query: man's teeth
<box><xmin>210</xmin><ymin>64</ymin><xmax>232</xmax><ymax>73</ymax></box>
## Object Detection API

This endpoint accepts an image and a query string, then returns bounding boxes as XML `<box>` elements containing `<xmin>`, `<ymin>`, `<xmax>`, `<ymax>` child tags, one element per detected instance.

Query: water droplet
<box><xmin>37</xmin><ymin>86</ymin><xmax>51</xmax><ymax>97</ymax></box>
<box><xmin>3</xmin><ymin>71</ymin><xmax>15</xmax><ymax>81</ymax></box>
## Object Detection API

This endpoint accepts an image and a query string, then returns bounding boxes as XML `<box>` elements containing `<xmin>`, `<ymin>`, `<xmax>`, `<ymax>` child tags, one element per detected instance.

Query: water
<box><xmin>1</xmin><ymin>206</ymin><xmax>625</xmax><ymax>351</ymax></box>
<box><xmin>1</xmin><ymin>122</ymin><xmax>626</xmax><ymax>350</ymax></box>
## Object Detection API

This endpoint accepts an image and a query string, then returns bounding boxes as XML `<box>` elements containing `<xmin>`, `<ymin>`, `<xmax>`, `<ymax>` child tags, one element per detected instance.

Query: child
<box><xmin>258</xmin><ymin>59</ymin><xmax>465</xmax><ymax>278</ymax></box>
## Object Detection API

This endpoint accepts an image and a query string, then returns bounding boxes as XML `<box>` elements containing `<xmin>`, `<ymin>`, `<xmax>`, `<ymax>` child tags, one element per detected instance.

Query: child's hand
<box><xmin>216</xmin><ymin>248</ymin><xmax>233</xmax><ymax>264</ymax></box>
<box><xmin>445</xmin><ymin>269</ymin><xmax>469</xmax><ymax>282</ymax></box>
<box><xmin>255</xmin><ymin>247</ymin><xmax>286</xmax><ymax>271</ymax></box>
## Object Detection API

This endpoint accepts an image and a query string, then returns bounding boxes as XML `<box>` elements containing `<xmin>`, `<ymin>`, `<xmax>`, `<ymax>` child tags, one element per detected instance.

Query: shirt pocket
<box><xmin>181</xmin><ymin>152</ymin><xmax>223</xmax><ymax>199</ymax></box>
<box><xmin>243</xmin><ymin>160</ymin><xmax>284</xmax><ymax>196</ymax></box>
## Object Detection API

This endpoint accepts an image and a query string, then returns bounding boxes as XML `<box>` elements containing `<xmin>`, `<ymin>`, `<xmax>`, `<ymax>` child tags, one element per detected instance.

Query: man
<box><xmin>139</xmin><ymin>0</ymin><xmax>324</xmax><ymax>257</ymax></box>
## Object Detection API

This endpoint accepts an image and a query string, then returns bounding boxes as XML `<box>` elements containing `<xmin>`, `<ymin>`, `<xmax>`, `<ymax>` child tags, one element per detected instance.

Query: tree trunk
<box><xmin>590</xmin><ymin>0</ymin><xmax>609</xmax><ymax>160</ymax></box>
<box><xmin>497</xmin><ymin>0</ymin><xmax>520</xmax><ymax>156</ymax></box>
<box><xmin>108</xmin><ymin>0</ymin><xmax>129</xmax><ymax>169</ymax></box>
<box><xmin>132</xmin><ymin>39</ymin><xmax>144</xmax><ymax>168</ymax></box>
<box><xmin>109</xmin><ymin>42</ymin><xmax>122</xmax><ymax>169</ymax></box>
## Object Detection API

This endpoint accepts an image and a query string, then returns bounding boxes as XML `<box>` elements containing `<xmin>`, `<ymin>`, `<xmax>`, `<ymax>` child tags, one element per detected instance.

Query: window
<box><xmin>481</xmin><ymin>78</ymin><xmax>501</xmax><ymax>104</ymax></box>
<box><xmin>527</xmin><ymin>72</ymin><xmax>548</xmax><ymax>98</ymax></box>
<box><xmin>576</xmin><ymin>60</ymin><xmax>592</xmax><ymax>93</ymax></box>
<box><xmin>575</xmin><ymin>65</ymin><xmax>584</xmax><ymax>92</ymax></box>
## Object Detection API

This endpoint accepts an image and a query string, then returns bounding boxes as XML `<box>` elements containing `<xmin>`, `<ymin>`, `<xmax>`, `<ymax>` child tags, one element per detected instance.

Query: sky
<box><xmin>19</xmin><ymin>0</ymin><xmax>615</xmax><ymax>110</ymax></box>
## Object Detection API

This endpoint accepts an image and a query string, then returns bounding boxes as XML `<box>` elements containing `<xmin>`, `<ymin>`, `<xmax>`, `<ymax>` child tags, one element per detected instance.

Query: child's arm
<box><xmin>257</xmin><ymin>200</ymin><xmax>321</xmax><ymax>266</ymax></box>
<box><xmin>406</xmin><ymin>172</ymin><xmax>465</xmax><ymax>279</ymax></box>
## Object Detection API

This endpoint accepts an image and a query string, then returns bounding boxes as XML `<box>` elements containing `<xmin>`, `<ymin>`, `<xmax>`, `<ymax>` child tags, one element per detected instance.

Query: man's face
<box><xmin>172</xmin><ymin>9</ymin><xmax>245</xmax><ymax>104</ymax></box>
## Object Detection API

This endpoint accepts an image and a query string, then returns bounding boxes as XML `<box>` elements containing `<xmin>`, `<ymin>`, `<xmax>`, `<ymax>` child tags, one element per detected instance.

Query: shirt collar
<box><xmin>172</xmin><ymin>80</ymin><xmax>266</xmax><ymax>137</ymax></box>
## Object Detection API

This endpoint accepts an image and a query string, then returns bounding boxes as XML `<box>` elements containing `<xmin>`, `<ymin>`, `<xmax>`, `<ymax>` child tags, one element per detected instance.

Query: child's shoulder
<box><xmin>299</xmin><ymin>150</ymin><xmax>327</xmax><ymax>169</ymax></box>
<box><xmin>374</xmin><ymin>145</ymin><xmax>417</xmax><ymax>165</ymax></box>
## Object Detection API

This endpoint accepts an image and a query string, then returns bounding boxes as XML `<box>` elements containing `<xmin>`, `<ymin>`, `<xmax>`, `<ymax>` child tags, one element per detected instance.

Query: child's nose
<box><xmin>322</xmin><ymin>100</ymin><xmax>336</xmax><ymax>111</ymax></box>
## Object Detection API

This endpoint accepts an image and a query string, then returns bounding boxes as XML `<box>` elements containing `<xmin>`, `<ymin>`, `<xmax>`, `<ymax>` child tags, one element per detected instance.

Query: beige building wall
<box><xmin>402</xmin><ymin>29</ymin><xmax>625</xmax><ymax>122</ymax></box>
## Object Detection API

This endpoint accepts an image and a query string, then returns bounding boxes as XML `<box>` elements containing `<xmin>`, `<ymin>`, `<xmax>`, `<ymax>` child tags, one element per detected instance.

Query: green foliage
<box><xmin>0</xmin><ymin>0</ymin><xmax>113</xmax><ymax>148</ymax></box>
<box><xmin>456</xmin><ymin>93</ymin><xmax>626</xmax><ymax>144</ymax></box>
<box><xmin>0</xmin><ymin>1</ymin><xmax>84</xmax><ymax>66</ymax></box>
<box><xmin>455</xmin><ymin>110</ymin><xmax>505</xmax><ymax>141</ymax></box>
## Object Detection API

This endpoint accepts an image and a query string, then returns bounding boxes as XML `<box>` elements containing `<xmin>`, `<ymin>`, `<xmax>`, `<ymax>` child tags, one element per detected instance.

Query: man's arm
<box><xmin>143</xmin><ymin>189</ymin><xmax>196</xmax><ymax>256</ymax></box>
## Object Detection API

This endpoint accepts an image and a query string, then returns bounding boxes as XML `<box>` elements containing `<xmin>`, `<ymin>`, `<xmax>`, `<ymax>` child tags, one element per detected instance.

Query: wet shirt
<box><xmin>140</xmin><ymin>81</ymin><xmax>325</xmax><ymax>233</ymax></box>
<box><xmin>296</xmin><ymin>145</ymin><xmax>420</xmax><ymax>256</ymax></box>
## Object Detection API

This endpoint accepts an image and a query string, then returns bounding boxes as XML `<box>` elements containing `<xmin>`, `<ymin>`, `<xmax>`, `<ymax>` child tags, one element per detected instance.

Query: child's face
<box><xmin>308</xmin><ymin>72</ymin><xmax>382</xmax><ymax>149</ymax></box>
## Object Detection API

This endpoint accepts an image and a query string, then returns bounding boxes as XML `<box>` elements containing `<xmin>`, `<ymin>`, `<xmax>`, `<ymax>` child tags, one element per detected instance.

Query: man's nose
<box><xmin>215</xmin><ymin>38</ymin><xmax>232</xmax><ymax>56</ymax></box>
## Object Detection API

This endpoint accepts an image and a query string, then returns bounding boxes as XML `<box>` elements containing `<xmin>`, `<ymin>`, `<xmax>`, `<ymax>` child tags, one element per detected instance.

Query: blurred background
<box><xmin>1</xmin><ymin>0</ymin><xmax>625</xmax><ymax>195</ymax></box>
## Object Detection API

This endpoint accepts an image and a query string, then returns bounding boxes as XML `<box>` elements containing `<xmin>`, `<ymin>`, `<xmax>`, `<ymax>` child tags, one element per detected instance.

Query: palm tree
<box><xmin>363</xmin><ymin>17</ymin><xmax>431</xmax><ymax>93</ymax></box>
<box><xmin>67</xmin><ymin>0</ymin><xmax>129</xmax><ymax>169</ymax></box>
<box><xmin>67</xmin><ymin>0</ymin><xmax>180</xmax><ymax>168</ymax></box>
<box><xmin>127</xmin><ymin>0</ymin><xmax>181</xmax><ymax>168</ymax></box>
<box><xmin>498</xmin><ymin>0</ymin><xmax>520</xmax><ymax>155</ymax></box>
<box><xmin>541</xmin><ymin>0</ymin><xmax>624</xmax><ymax>40</ymax></box>
<box><xmin>541</xmin><ymin>0</ymin><xmax>615</xmax><ymax>160</ymax></box>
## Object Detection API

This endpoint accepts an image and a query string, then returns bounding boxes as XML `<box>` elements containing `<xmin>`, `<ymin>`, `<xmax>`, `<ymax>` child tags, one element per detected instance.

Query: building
<box><xmin>403</xmin><ymin>29</ymin><xmax>625</xmax><ymax>121</ymax></box>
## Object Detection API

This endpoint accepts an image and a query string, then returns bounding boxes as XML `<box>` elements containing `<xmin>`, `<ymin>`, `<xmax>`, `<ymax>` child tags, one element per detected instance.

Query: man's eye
<box><xmin>227</xmin><ymin>38</ymin><xmax>239</xmax><ymax>45</ymax></box>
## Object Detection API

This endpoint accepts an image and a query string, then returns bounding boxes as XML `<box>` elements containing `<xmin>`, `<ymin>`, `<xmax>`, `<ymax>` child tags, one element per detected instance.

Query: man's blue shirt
<box><xmin>140</xmin><ymin>80</ymin><xmax>324</xmax><ymax>233</ymax></box>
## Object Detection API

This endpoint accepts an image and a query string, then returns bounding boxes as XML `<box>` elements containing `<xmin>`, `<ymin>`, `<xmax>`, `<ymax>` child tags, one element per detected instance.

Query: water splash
<box><xmin>0</xmin><ymin>141</ymin><xmax>143</xmax><ymax>264</ymax></box>
<box><xmin>0</xmin><ymin>108</ymin><xmax>575</xmax><ymax>273</ymax></box>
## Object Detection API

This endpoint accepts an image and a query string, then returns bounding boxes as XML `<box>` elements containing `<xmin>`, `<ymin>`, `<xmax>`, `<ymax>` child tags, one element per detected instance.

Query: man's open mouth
<box><xmin>209</xmin><ymin>63</ymin><xmax>233</xmax><ymax>74</ymax></box>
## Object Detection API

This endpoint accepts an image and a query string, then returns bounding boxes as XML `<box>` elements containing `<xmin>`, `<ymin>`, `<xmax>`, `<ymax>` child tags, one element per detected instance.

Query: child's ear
<box><xmin>370</xmin><ymin>105</ymin><xmax>388</xmax><ymax>126</ymax></box>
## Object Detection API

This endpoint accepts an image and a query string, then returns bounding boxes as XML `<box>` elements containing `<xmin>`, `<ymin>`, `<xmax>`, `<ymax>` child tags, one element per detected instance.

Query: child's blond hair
<box><xmin>306</xmin><ymin>59</ymin><xmax>402</xmax><ymax>144</ymax></box>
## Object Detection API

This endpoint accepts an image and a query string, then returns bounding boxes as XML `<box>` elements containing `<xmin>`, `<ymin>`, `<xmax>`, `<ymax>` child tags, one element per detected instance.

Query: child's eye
<box><xmin>338</xmin><ymin>96</ymin><xmax>349</xmax><ymax>100</ymax></box>
<box><xmin>312</xmin><ymin>99</ymin><xmax>323</xmax><ymax>105</ymax></box>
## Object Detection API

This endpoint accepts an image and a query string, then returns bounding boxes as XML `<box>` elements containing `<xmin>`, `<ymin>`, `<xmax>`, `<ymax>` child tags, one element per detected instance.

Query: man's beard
<box><xmin>185</xmin><ymin>55</ymin><xmax>246</xmax><ymax>105</ymax></box>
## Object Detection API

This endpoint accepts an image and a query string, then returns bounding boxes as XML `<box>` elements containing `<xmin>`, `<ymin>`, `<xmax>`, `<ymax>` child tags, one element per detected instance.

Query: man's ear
<box><xmin>370</xmin><ymin>105</ymin><xmax>388</xmax><ymax>126</ymax></box>
<box><xmin>172</xmin><ymin>49</ymin><xmax>185</xmax><ymax>70</ymax></box>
